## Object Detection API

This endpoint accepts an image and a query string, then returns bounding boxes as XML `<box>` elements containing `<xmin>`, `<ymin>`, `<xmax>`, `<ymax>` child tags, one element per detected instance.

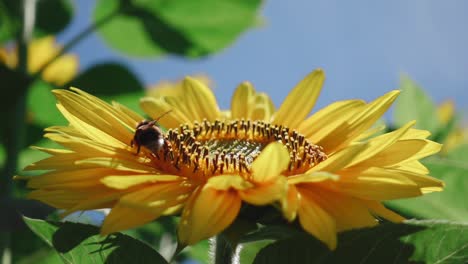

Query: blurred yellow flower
<box><xmin>146</xmin><ymin>74</ymin><xmax>212</xmax><ymax>98</ymax></box>
<box><xmin>19</xmin><ymin>69</ymin><xmax>443</xmax><ymax>251</ymax></box>
<box><xmin>437</xmin><ymin>100</ymin><xmax>467</xmax><ymax>153</ymax></box>
<box><xmin>0</xmin><ymin>36</ymin><xmax>78</xmax><ymax>85</ymax></box>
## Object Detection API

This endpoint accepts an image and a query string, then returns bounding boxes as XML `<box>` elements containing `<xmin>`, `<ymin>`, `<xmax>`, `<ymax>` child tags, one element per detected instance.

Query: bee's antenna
<box><xmin>154</xmin><ymin>110</ymin><xmax>172</xmax><ymax>122</ymax></box>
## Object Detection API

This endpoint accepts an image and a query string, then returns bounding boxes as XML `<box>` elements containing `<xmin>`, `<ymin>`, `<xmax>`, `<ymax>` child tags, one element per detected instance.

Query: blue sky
<box><xmin>59</xmin><ymin>0</ymin><xmax>468</xmax><ymax>120</ymax></box>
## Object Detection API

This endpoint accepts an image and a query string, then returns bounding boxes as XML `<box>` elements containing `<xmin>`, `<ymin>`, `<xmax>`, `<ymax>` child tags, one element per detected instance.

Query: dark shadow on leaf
<box><xmin>67</xmin><ymin>62</ymin><xmax>144</xmax><ymax>96</ymax></box>
<box><xmin>102</xmin><ymin>234</ymin><xmax>168</xmax><ymax>264</ymax></box>
<box><xmin>120</xmin><ymin>2</ymin><xmax>207</xmax><ymax>57</ymax></box>
<box><xmin>52</xmin><ymin>222</ymin><xmax>99</xmax><ymax>252</ymax></box>
<box><xmin>253</xmin><ymin>223</ymin><xmax>426</xmax><ymax>264</ymax></box>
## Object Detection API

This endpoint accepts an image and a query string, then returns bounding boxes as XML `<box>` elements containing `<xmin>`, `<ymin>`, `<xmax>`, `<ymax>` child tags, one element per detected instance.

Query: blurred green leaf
<box><xmin>27</xmin><ymin>80</ymin><xmax>66</xmax><ymax>127</ymax></box>
<box><xmin>13</xmin><ymin>229</ymin><xmax>62</xmax><ymax>264</ymax></box>
<box><xmin>69</xmin><ymin>63</ymin><xmax>144</xmax><ymax>96</ymax></box>
<box><xmin>16</xmin><ymin>248</ymin><xmax>62</xmax><ymax>264</ymax></box>
<box><xmin>35</xmin><ymin>0</ymin><xmax>73</xmax><ymax>37</ymax></box>
<box><xmin>394</xmin><ymin>76</ymin><xmax>439</xmax><ymax>133</ymax></box>
<box><xmin>444</xmin><ymin>144</ymin><xmax>468</xmax><ymax>162</ymax></box>
<box><xmin>0</xmin><ymin>0</ymin><xmax>73</xmax><ymax>43</ymax></box>
<box><xmin>24</xmin><ymin>217</ymin><xmax>169</xmax><ymax>264</ymax></box>
<box><xmin>253</xmin><ymin>220</ymin><xmax>468</xmax><ymax>264</ymax></box>
<box><xmin>93</xmin><ymin>0</ymin><xmax>261</xmax><ymax>58</ymax></box>
<box><xmin>386</xmin><ymin>156</ymin><xmax>468</xmax><ymax>221</ymax></box>
<box><xmin>184</xmin><ymin>240</ymin><xmax>210</xmax><ymax>264</ymax></box>
<box><xmin>0</xmin><ymin>0</ymin><xmax>16</xmax><ymax>43</ymax></box>
<box><xmin>69</xmin><ymin>62</ymin><xmax>145</xmax><ymax>114</ymax></box>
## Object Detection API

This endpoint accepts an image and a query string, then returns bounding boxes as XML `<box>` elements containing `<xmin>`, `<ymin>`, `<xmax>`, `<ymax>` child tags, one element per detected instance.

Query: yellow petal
<box><xmin>54</xmin><ymin>89</ymin><xmax>131</xmax><ymax>146</ymax></box>
<box><xmin>281</xmin><ymin>184</ymin><xmax>300</xmax><ymax>221</ymax></box>
<box><xmin>317</xmin><ymin>90</ymin><xmax>400</xmax><ymax>152</ymax></box>
<box><xmin>239</xmin><ymin>176</ymin><xmax>287</xmax><ymax>205</ymax></box>
<box><xmin>309</xmin><ymin>143</ymin><xmax>367</xmax><ymax>173</ymax></box>
<box><xmin>351</xmin><ymin>139</ymin><xmax>441</xmax><ymax>170</ymax></box>
<box><xmin>71</xmin><ymin>87</ymin><xmax>141</xmax><ymax>131</ymax></box>
<box><xmin>401</xmin><ymin>128</ymin><xmax>431</xmax><ymax>140</ymax></box>
<box><xmin>297</xmin><ymin>188</ymin><xmax>337</xmax><ymax>250</ymax></box>
<box><xmin>332</xmin><ymin>169</ymin><xmax>423</xmax><ymax>201</ymax></box>
<box><xmin>60</xmin><ymin>192</ymin><xmax>123</xmax><ymax>217</ymax></box>
<box><xmin>298</xmin><ymin>99</ymin><xmax>365</xmax><ymax>140</ymax></box>
<box><xmin>363</xmin><ymin>201</ymin><xmax>405</xmax><ymax>223</ymax></box>
<box><xmin>231</xmin><ymin>81</ymin><xmax>255</xmax><ymax>119</ymax></box>
<box><xmin>251</xmin><ymin>142</ymin><xmax>290</xmax><ymax>182</ymax></box>
<box><xmin>251</xmin><ymin>93</ymin><xmax>275</xmax><ymax>121</ymax></box>
<box><xmin>101</xmin><ymin>175</ymin><xmax>181</xmax><ymax>190</ymax></box>
<box><xmin>273</xmin><ymin>69</ymin><xmax>325</xmax><ymax>128</ymax></box>
<box><xmin>140</xmin><ymin>97</ymin><xmax>192</xmax><ymax>128</ymax></box>
<box><xmin>205</xmin><ymin>175</ymin><xmax>253</xmax><ymax>191</ymax></box>
<box><xmin>354</xmin><ymin>123</ymin><xmax>386</xmax><ymax>141</ymax></box>
<box><xmin>346</xmin><ymin>121</ymin><xmax>415</xmax><ymax>167</ymax></box>
<box><xmin>101</xmin><ymin>204</ymin><xmax>159</xmax><ymax>235</ymax></box>
<box><xmin>287</xmin><ymin>172</ymin><xmax>339</xmax><ymax>185</ymax></box>
<box><xmin>336</xmin><ymin>167</ymin><xmax>443</xmax><ymax>199</ymax></box>
<box><xmin>299</xmin><ymin>187</ymin><xmax>377</xmax><ymax>232</ymax></box>
<box><xmin>112</xmin><ymin>102</ymin><xmax>145</xmax><ymax>127</ymax></box>
<box><xmin>118</xmin><ymin>182</ymin><xmax>192</xmax><ymax>212</ymax></box>
<box><xmin>182</xmin><ymin>77</ymin><xmax>221</xmax><ymax>121</ymax></box>
<box><xmin>24</xmin><ymin>152</ymin><xmax>87</xmax><ymax>171</ymax></box>
<box><xmin>76</xmin><ymin>157</ymin><xmax>159</xmax><ymax>174</ymax></box>
<box><xmin>27</xmin><ymin>168</ymin><xmax>115</xmax><ymax>188</ymax></box>
<box><xmin>178</xmin><ymin>187</ymin><xmax>241</xmax><ymax>245</ymax></box>
<box><xmin>388</xmin><ymin>160</ymin><xmax>429</xmax><ymax>175</ymax></box>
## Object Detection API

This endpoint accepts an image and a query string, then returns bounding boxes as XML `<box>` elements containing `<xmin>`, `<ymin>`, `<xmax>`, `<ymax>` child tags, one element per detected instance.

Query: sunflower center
<box><xmin>150</xmin><ymin>119</ymin><xmax>327</xmax><ymax>179</ymax></box>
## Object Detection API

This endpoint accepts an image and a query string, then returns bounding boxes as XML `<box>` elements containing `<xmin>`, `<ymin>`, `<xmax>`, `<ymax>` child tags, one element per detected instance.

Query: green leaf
<box><xmin>0</xmin><ymin>0</ymin><xmax>17</xmax><ymax>43</ymax></box>
<box><xmin>24</xmin><ymin>217</ymin><xmax>169</xmax><ymax>264</ymax></box>
<box><xmin>445</xmin><ymin>144</ymin><xmax>468</xmax><ymax>162</ymax></box>
<box><xmin>393</xmin><ymin>76</ymin><xmax>439</xmax><ymax>133</ymax></box>
<box><xmin>68</xmin><ymin>62</ymin><xmax>145</xmax><ymax>114</ymax></box>
<box><xmin>35</xmin><ymin>0</ymin><xmax>73</xmax><ymax>37</ymax></box>
<box><xmin>27</xmin><ymin>80</ymin><xmax>67</xmax><ymax>127</ymax></box>
<box><xmin>0</xmin><ymin>0</ymin><xmax>73</xmax><ymax>43</ymax></box>
<box><xmin>386</xmin><ymin>158</ymin><xmax>468</xmax><ymax>221</ymax></box>
<box><xmin>240</xmin><ymin>240</ymin><xmax>272</xmax><ymax>264</ymax></box>
<box><xmin>253</xmin><ymin>220</ymin><xmax>468</xmax><ymax>264</ymax></box>
<box><xmin>93</xmin><ymin>0</ymin><xmax>261</xmax><ymax>58</ymax></box>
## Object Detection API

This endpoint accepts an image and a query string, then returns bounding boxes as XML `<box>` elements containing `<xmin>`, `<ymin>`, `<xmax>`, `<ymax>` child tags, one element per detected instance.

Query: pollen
<box><xmin>147</xmin><ymin>119</ymin><xmax>327</xmax><ymax>180</ymax></box>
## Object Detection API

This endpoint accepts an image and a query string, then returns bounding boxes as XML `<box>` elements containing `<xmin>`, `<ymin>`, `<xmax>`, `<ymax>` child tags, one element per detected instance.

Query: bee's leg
<box><xmin>137</xmin><ymin>145</ymin><xmax>141</xmax><ymax>154</ymax></box>
<box><xmin>130</xmin><ymin>139</ymin><xmax>134</xmax><ymax>147</ymax></box>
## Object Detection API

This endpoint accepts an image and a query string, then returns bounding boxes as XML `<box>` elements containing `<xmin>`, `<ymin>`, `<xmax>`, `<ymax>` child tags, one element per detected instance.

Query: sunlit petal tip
<box><xmin>273</xmin><ymin>68</ymin><xmax>326</xmax><ymax>127</ymax></box>
<box><xmin>386</xmin><ymin>89</ymin><xmax>401</xmax><ymax>99</ymax></box>
<box><xmin>183</xmin><ymin>76</ymin><xmax>211</xmax><ymax>90</ymax></box>
<box><xmin>13</xmin><ymin>175</ymin><xmax>30</xmax><ymax>180</ymax></box>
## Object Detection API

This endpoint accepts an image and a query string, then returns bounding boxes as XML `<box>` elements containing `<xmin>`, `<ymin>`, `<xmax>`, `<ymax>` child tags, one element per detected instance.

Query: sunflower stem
<box><xmin>0</xmin><ymin>1</ymin><xmax>36</xmax><ymax>263</ymax></box>
<box><xmin>213</xmin><ymin>234</ymin><xmax>239</xmax><ymax>264</ymax></box>
<box><xmin>32</xmin><ymin>5</ymin><xmax>120</xmax><ymax>82</ymax></box>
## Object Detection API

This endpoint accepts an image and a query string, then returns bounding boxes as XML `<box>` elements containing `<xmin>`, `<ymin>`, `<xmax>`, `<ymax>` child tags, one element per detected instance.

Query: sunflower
<box><xmin>0</xmin><ymin>36</ymin><xmax>78</xmax><ymax>85</ymax></box>
<box><xmin>20</xmin><ymin>69</ymin><xmax>443</xmax><ymax>251</ymax></box>
<box><xmin>140</xmin><ymin>69</ymin><xmax>443</xmax><ymax>248</ymax></box>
